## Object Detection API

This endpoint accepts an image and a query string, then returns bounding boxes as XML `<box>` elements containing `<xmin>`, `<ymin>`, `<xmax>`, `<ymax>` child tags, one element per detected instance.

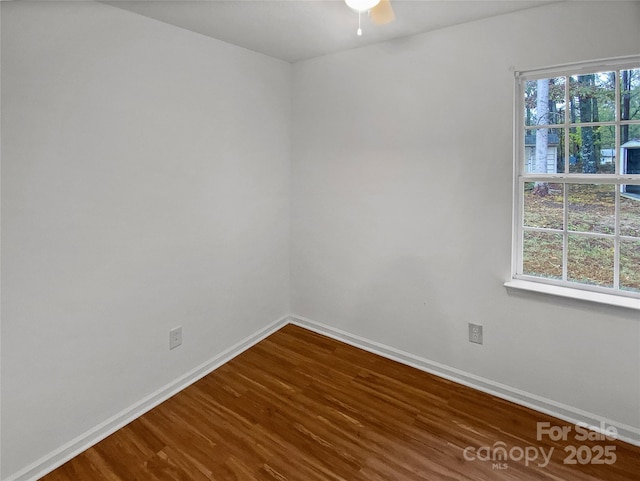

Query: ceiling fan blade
<box><xmin>371</xmin><ymin>0</ymin><xmax>395</xmax><ymax>25</ymax></box>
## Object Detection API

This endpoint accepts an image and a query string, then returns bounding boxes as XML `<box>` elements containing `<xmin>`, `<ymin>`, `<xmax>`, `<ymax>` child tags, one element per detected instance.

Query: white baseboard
<box><xmin>5</xmin><ymin>315</ymin><xmax>289</xmax><ymax>481</ymax></box>
<box><xmin>289</xmin><ymin>314</ymin><xmax>640</xmax><ymax>447</ymax></box>
<box><xmin>8</xmin><ymin>312</ymin><xmax>639</xmax><ymax>481</ymax></box>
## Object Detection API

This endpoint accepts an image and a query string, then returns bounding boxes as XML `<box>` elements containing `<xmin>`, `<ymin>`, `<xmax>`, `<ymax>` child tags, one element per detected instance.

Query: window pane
<box><xmin>620</xmin><ymin>124</ymin><xmax>640</xmax><ymax>148</ymax></box>
<box><xmin>621</xmin><ymin>126</ymin><xmax>640</xmax><ymax>182</ymax></box>
<box><xmin>518</xmin><ymin>62</ymin><xmax>640</xmax><ymax>297</ymax></box>
<box><xmin>622</xmin><ymin>126</ymin><xmax>640</xmax><ymax>202</ymax></box>
<box><xmin>620</xmin><ymin>194</ymin><xmax>640</xmax><ymax>237</ymax></box>
<box><xmin>525</xmin><ymin>77</ymin><xmax>565</xmax><ymax>126</ymax></box>
<box><xmin>568</xmin><ymin>184</ymin><xmax>615</xmax><ymax>234</ymax></box>
<box><xmin>524</xmin><ymin>128</ymin><xmax>563</xmax><ymax>173</ymax></box>
<box><xmin>598</xmin><ymin>125</ymin><xmax>616</xmax><ymax>174</ymax></box>
<box><xmin>569</xmin><ymin>72</ymin><xmax>616</xmax><ymax>123</ymax></box>
<box><xmin>567</xmin><ymin>235</ymin><xmax>614</xmax><ymax>287</ymax></box>
<box><xmin>620</xmin><ymin>69</ymin><xmax>640</xmax><ymax>121</ymax></box>
<box><xmin>524</xmin><ymin>182</ymin><xmax>563</xmax><ymax>229</ymax></box>
<box><xmin>621</xmin><ymin>123</ymin><xmax>640</xmax><ymax>144</ymax></box>
<box><xmin>523</xmin><ymin>231</ymin><xmax>563</xmax><ymax>279</ymax></box>
<box><xmin>568</xmin><ymin>126</ymin><xmax>616</xmax><ymax>174</ymax></box>
<box><xmin>620</xmin><ymin>240</ymin><xmax>640</xmax><ymax>292</ymax></box>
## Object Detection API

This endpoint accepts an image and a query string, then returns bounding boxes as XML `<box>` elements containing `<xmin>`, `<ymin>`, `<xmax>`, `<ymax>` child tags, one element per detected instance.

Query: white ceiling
<box><xmin>104</xmin><ymin>0</ymin><xmax>556</xmax><ymax>62</ymax></box>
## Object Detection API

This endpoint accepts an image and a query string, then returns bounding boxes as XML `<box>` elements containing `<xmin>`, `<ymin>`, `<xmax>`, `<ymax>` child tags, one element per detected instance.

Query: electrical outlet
<box><xmin>169</xmin><ymin>326</ymin><xmax>182</xmax><ymax>350</ymax></box>
<box><xmin>469</xmin><ymin>323</ymin><xmax>483</xmax><ymax>345</ymax></box>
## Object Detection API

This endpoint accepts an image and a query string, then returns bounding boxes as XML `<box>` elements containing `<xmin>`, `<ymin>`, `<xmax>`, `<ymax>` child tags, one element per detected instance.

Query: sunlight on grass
<box><xmin>524</xmin><ymin>184</ymin><xmax>640</xmax><ymax>291</ymax></box>
<box><xmin>568</xmin><ymin>184</ymin><xmax>615</xmax><ymax>234</ymax></box>
<box><xmin>620</xmin><ymin>240</ymin><xmax>640</xmax><ymax>292</ymax></box>
<box><xmin>523</xmin><ymin>231</ymin><xmax>562</xmax><ymax>279</ymax></box>
<box><xmin>568</xmin><ymin>236</ymin><xmax>614</xmax><ymax>287</ymax></box>
<box><xmin>620</xmin><ymin>195</ymin><xmax>640</xmax><ymax>237</ymax></box>
<box><xmin>524</xmin><ymin>183</ymin><xmax>563</xmax><ymax>229</ymax></box>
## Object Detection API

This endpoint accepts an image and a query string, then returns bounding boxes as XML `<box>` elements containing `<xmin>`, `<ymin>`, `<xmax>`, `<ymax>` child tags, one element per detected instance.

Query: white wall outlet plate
<box><xmin>169</xmin><ymin>326</ymin><xmax>182</xmax><ymax>350</ymax></box>
<box><xmin>469</xmin><ymin>323</ymin><xmax>483</xmax><ymax>345</ymax></box>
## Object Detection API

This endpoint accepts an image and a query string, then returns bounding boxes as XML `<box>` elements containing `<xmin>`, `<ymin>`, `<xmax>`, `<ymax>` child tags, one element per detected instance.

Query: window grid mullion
<box><xmin>562</xmin><ymin>182</ymin><xmax>568</xmax><ymax>282</ymax></box>
<box><xmin>564</xmin><ymin>77</ymin><xmax>570</xmax><ymax>174</ymax></box>
<box><xmin>520</xmin><ymin>174</ymin><xmax>640</xmax><ymax>184</ymax></box>
<box><xmin>515</xmin><ymin>62</ymin><xmax>640</xmax><ymax>298</ymax></box>
<box><xmin>515</xmin><ymin>72</ymin><xmax>525</xmax><ymax>280</ymax></box>
<box><xmin>517</xmin><ymin>180</ymin><xmax>525</xmax><ymax>276</ymax></box>
<box><xmin>614</xmin><ymin>72</ymin><xmax>621</xmax><ymax>289</ymax></box>
<box><xmin>562</xmin><ymin>78</ymin><xmax>569</xmax><ymax>281</ymax></box>
<box><xmin>616</xmin><ymin>71</ymin><xmax>621</xmax><ymax>173</ymax></box>
<box><xmin>614</xmin><ymin>184</ymin><xmax>621</xmax><ymax>290</ymax></box>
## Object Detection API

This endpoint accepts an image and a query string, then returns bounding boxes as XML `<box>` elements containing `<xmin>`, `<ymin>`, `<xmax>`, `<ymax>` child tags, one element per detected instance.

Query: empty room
<box><xmin>2</xmin><ymin>1</ymin><xmax>640</xmax><ymax>480</ymax></box>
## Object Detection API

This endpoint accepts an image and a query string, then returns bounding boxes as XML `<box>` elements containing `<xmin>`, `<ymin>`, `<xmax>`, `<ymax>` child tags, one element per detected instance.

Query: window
<box><xmin>511</xmin><ymin>57</ymin><xmax>640</xmax><ymax>303</ymax></box>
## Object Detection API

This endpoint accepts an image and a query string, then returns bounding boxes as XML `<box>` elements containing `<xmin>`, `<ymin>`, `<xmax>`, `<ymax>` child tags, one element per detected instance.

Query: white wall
<box><xmin>291</xmin><ymin>0</ymin><xmax>640</xmax><ymax>436</ymax></box>
<box><xmin>1</xmin><ymin>1</ymin><xmax>290</xmax><ymax>478</ymax></box>
<box><xmin>3</xmin><ymin>0</ymin><xmax>640</xmax><ymax>478</ymax></box>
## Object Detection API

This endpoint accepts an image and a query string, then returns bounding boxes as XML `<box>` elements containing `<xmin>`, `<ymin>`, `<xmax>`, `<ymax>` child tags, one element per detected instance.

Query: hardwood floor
<box><xmin>41</xmin><ymin>324</ymin><xmax>640</xmax><ymax>481</ymax></box>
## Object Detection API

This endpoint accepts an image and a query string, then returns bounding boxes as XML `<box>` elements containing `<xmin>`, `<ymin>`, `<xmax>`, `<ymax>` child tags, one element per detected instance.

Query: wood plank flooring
<box><xmin>41</xmin><ymin>324</ymin><xmax>640</xmax><ymax>481</ymax></box>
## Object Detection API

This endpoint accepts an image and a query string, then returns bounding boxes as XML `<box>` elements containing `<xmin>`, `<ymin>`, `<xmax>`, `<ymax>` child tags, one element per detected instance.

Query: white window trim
<box><xmin>506</xmin><ymin>56</ymin><xmax>640</xmax><ymax>311</ymax></box>
<box><xmin>504</xmin><ymin>280</ymin><xmax>640</xmax><ymax>310</ymax></box>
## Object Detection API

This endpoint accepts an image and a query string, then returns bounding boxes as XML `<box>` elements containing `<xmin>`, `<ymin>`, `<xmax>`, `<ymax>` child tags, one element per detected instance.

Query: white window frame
<box><xmin>506</xmin><ymin>56</ymin><xmax>640</xmax><ymax>310</ymax></box>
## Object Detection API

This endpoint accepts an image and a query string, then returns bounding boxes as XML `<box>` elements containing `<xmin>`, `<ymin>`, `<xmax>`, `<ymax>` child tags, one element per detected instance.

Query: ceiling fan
<box><xmin>345</xmin><ymin>0</ymin><xmax>396</xmax><ymax>36</ymax></box>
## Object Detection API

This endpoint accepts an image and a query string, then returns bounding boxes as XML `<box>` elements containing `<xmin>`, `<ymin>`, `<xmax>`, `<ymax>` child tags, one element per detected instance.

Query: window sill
<box><xmin>504</xmin><ymin>279</ymin><xmax>640</xmax><ymax>311</ymax></box>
